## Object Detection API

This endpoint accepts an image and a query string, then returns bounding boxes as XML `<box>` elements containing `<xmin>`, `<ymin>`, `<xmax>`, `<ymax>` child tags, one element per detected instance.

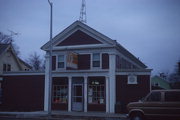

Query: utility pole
<box><xmin>79</xmin><ymin>0</ymin><xmax>87</xmax><ymax>23</ymax></box>
<box><xmin>48</xmin><ymin>0</ymin><xmax>53</xmax><ymax>116</ymax></box>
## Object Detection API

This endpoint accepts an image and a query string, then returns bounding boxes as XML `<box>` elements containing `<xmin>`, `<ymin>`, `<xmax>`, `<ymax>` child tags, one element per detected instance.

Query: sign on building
<box><xmin>66</xmin><ymin>52</ymin><xmax>78</xmax><ymax>69</ymax></box>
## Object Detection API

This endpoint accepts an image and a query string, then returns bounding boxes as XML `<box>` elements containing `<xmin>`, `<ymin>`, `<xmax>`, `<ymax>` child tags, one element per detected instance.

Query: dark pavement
<box><xmin>0</xmin><ymin>111</ymin><xmax>128</xmax><ymax>120</ymax></box>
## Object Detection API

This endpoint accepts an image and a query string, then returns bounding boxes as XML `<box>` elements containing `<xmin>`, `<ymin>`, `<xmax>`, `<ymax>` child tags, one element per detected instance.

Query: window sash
<box><xmin>93</xmin><ymin>53</ymin><xmax>100</xmax><ymax>61</ymax></box>
<box><xmin>93</xmin><ymin>61</ymin><xmax>100</xmax><ymax>67</ymax></box>
<box><xmin>88</xmin><ymin>84</ymin><xmax>105</xmax><ymax>104</ymax></box>
<box><xmin>58</xmin><ymin>55</ymin><xmax>65</xmax><ymax>68</ymax></box>
<box><xmin>93</xmin><ymin>53</ymin><xmax>100</xmax><ymax>67</ymax></box>
<box><xmin>58</xmin><ymin>62</ymin><xmax>64</xmax><ymax>68</ymax></box>
<box><xmin>53</xmin><ymin>85</ymin><xmax>68</xmax><ymax>103</ymax></box>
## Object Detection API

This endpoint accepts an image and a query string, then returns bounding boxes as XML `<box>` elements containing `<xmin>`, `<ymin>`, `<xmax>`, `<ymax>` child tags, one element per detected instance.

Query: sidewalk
<box><xmin>0</xmin><ymin>111</ymin><xmax>127</xmax><ymax>119</ymax></box>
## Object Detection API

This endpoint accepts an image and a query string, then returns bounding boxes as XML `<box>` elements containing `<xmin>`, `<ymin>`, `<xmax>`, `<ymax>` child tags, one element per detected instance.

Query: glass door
<box><xmin>72</xmin><ymin>84</ymin><xmax>83</xmax><ymax>111</ymax></box>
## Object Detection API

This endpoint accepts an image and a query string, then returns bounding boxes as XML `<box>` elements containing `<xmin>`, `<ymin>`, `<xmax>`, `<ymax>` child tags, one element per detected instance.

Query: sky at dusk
<box><xmin>0</xmin><ymin>0</ymin><xmax>180</xmax><ymax>75</ymax></box>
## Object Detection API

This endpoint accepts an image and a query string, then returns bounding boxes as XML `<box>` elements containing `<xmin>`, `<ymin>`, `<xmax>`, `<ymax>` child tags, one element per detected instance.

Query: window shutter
<box><xmin>52</xmin><ymin>56</ymin><xmax>56</xmax><ymax>70</ymax></box>
<box><xmin>102</xmin><ymin>53</ymin><xmax>109</xmax><ymax>69</ymax></box>
<box><xmin>78</xmin><ymin>54</ymin><xmax>90</xmax><ymax>70</ymax></box>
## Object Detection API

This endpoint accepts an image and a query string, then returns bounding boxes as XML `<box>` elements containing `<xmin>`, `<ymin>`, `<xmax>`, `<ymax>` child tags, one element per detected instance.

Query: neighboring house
<box><xmin>151</xmin><ymin>76</ymin><xmax>171</xmax><ymax>90</ymax></box>
<box><xmin>1</xmin><ymin>21</ymin><xmax>151</xmax><ymax>113</ymax></box>
<box><xmin>0</xmin><ymin>44</ymin><xmax>32</xmax><ymax>105</ymax></box>
<box><xmin>0</xmin><ymin>44</ymin><xmax>31</xmax><ymax>74</ymax></box>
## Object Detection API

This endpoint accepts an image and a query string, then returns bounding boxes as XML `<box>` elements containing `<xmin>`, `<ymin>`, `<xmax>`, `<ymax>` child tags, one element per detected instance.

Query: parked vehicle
<box><xmin>127</xmin><ymin>89</ymin><xmax>180</xmax><ymax>120</ymax></box>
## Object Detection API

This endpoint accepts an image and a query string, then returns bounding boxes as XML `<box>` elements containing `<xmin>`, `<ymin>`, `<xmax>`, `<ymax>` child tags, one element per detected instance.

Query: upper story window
<box><xmin>58</xmin><ymin>55</ymin><xmax>65</xmax><ymax>68</ymax></box>
<box><xmin>92</xmin><ymin>53</ymin><xmax>100</xmax><ymax>67</ymax></box>
<box><xmin>3</xmin><ymin>64</ymin><xmax>11</xmax><ymax>71</ymax></box>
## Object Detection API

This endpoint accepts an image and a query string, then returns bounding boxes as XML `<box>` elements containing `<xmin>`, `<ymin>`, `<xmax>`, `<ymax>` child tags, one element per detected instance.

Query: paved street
<box><xmin>0</xmin><ymin>111</ymin><xmax>128</xmax><ymax>120</ymax></box>
<box><xmin>0</xmin><ymin>117</ymin><xmax>128</xmax><ymax>120</ymax></box>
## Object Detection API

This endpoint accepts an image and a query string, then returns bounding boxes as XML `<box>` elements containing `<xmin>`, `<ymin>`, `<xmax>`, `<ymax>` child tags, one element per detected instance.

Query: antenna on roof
<box><xmin>79</xmin><ymin>0</ymin><xmax>87</xmax><ymax>23</ymax></box>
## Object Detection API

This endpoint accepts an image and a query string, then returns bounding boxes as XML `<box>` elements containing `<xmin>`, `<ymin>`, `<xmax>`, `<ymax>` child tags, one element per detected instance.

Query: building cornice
<box><xmin>2</xmin><ymin>71</ymin><xmax>45</xmax><ymax>76</ymax></box>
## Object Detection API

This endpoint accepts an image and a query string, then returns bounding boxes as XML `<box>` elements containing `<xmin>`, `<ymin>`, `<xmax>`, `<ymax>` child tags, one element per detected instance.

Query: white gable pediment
<box><xmin>41</xmin><ymin>21</ymin><xmax>116</xmax><ymax>51</ymax></box>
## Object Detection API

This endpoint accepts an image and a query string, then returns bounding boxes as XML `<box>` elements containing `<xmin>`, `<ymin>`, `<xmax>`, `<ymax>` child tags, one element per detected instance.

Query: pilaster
<box><xmin>68</xmin><ymin>76</ymin><xmax>72</xmax><ymax>112</ymax></box>
<box><xmin>106</xmin><ymin>76</ymin><xmax>110</xmax><ymax>113</ymax></box>
<box><xmin>44</xmin><ymin>54</ymin><xmax>50</xmax><ymax>111</ymax></box>
<box><xmin>109</xmin><ymin>53</ymin><xmax>116</xmax><ymax>113</ymax></box>
<box><xmin>84</xmin><ymin>76</ymin><xmax>88</xmax><ymax>112</ymax></box>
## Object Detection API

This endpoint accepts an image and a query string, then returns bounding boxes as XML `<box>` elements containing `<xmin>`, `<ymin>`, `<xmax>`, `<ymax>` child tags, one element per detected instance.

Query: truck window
<box><xmin>146</xmin><ymin>92</ymin><xmax>161</xmax><ymax>102</ymax></box>
<box><xmin>165</xmin><ymin>91</ymin><xmax>180</xmax><ymax>102</ymax></box>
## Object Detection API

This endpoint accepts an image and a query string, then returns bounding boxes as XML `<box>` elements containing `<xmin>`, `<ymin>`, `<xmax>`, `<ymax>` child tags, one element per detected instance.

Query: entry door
<box><xmin>72</xmin><ymin>84</ymin><xmax>83</xmax><ymax>111</ymax></box>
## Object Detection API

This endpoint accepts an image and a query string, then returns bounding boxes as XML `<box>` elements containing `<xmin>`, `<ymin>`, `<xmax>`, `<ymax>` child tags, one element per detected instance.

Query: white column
<box><xmin>44</xmin><ymin>54</ymin><xmax>50</xmax><ymax>111</ymax></box>
<box><xmin>106</xmin><ymin>76</ymin><xmax>110</xmax><ymax>113</ymax></box>
<box><xmin>68</xmin><ymin>76</ymin><xmax>72</xmax><ymax>112</ymax></box>
<box><xmin>109</xmin><ymin>53</ymin><xmax>116</xmax><ymax>113</ymax></box>
<box><xmin>84</xmin><ymin>76</ymin><xmax>88</xmax><ymax>112</ymax></box>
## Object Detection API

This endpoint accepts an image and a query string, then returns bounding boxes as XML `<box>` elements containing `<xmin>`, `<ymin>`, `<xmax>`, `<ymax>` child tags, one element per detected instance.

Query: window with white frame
<box><xmin>58</xmin><ymin>55</ymin><xmax>65</xmax><ymax>68</ymax></box>
<box><xmin>127</xmin><ymin>74</ymin><xmax>137</xmax><ymax>84</ymax></box>
<box><xmin>53</xmin><ymin>85</ymin><xmax>68</xmax><ymax>103</ymax></box>
<box><xmin>88</xmin><ymin>79</ymin><xmax>105</xmax><ymax>104</ymax></box>
<box><xmin>92</xmin><ymin>53</ymin><xmax>100</xmax><ymax>67</ymax></box>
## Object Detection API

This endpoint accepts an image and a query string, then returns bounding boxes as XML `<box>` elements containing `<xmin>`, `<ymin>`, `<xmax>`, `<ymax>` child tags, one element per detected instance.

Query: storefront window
<box><xmin>53</xmin><ymin>85</ymin><xmax>68</xmax><ymax>103</ymax></box>
<box><xmin>88</xmin><ymin>79</ymin><xmax>105</xmax><ymax>104</ymax></box>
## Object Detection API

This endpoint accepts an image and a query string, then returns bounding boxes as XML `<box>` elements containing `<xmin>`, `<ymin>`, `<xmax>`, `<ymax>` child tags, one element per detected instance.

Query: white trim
<box><xmin>68</xmin><ymin>76</ymin><xmax>72</xmax><ymax>112</ymax></box>
<box><xmin>78</xmin><ymin>27</ymin><xmax>114</xmax><ymax>45</ymax></box>
<box><xmin>106</xmin><ymin>76</ymin><xmax>109</xmax><ymax>113</ymax></box>
<box><xmin>84</xmin><ymin>76</ymin><xmax>88</xmax><ymax>112</ymax></box>
<box><xmin>44</xmin><ymin>54</ymin><xmax>50</xmax><ymax>111</ymax></box>
<box><xmin>56</xmin><ymin>54</ymin><xmax>66</xmax><ymax>70</ymax></box>
<box><xmin>127</xmin><ymin>74</ymin><xmax>137</xmax><ymax>84</ymax></box>
<box><xmin>3</xmin><ymin>72</ymin><xmax>45</xmax><ymax>76</ymax></box>
<box><xmin>54</xmin><ymin>27</ymin><xmax>112</xmax><ymax>47</ymax></box>
<box><xmin>52</xmin><ymin>70</ymin><xmax>109</xmax><ymax>80</ymax></box>
<box><xmin>91</xmin><ymin>53</ymin><xmax>102</xmax><ymax>70</ymax></box>
<box><xmin>52</xmin><ymin>47</ymin><xmax>114</xmax><ymax>55</ymax></box>
<box><xmin>52</xmin><ymin>44</ymin><xmax>112</xmax><ymax>51</ymax></box>
<box><xmin>116</xmin><ymin>71</ymin><xmax>151</xmax><ymax>76</ymax></box>
<box><xmin>109</xmin><ymin>53</ymin><xmax>116</xmax><ymax>113</ymax></box>
<box><xmin>115</xmin><ymin>51</ymin><xmax>142</xmax><ymax>69</ymax></box>
<box><xmin>41</xmin><ymin>21</ymin><xmax>116</xmax><ymax>50</ymax></box>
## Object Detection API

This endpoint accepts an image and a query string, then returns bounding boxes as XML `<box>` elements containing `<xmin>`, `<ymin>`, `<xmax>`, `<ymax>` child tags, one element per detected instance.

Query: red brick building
<box><xmin>0</xmin><ymin>21</ymin><xmax>151</xmax><ymax>113</ymax></box>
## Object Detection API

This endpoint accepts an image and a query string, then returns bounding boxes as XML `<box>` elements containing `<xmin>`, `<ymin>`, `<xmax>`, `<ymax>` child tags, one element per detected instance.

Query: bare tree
<box><xmin>167</xmin><ymin>60</ymin><xmax>180</xmax><ymax>89</ymax></box>
<box><xmin>0</xmin><ymin>31</ymin><xmax>20</xmax><ymax>56</ymax></box>
<box><xmin>26</xmin><ymin>52</ymin><xmax>44</xmax><ymax>71</ymax></box>
<box><xmin>168</xmin><ymin>60</ymin><xmax>180</xmax><ymax>82</ymax></box>
<box><xmin>0</xmin><ymin>32</ymin><xmax>13</xmax><ymax>43</ymax></box>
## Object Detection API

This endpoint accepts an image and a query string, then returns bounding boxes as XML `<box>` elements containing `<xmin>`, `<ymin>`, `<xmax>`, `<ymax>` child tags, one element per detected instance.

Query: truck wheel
<box><xmin>130</xmin><ymin>113</ymin><xmax>144</xmax><ymax>120</ymax></box>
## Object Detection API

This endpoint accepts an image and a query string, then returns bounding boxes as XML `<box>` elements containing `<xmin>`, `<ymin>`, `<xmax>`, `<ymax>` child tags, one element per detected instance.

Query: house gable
<box><xmin>57</xmin><ymin>30</ymin><xmax>102</xmax><ymax>46</ymax></box>
<box><xmin>41</xmin><ymin>21</ymin><xmax>147</xmax><ymax>68</ymax></box>
<box><xmin>41</xmin><ymin>21</ymin><xmax>115</xmax><ymax>50</ymax></box>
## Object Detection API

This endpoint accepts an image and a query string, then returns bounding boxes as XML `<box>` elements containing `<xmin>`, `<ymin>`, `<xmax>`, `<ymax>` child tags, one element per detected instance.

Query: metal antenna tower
<box><xmin>79</xmin><ymin>0</ymin><xmax>87</xmax><ymax>23</ymax></box>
